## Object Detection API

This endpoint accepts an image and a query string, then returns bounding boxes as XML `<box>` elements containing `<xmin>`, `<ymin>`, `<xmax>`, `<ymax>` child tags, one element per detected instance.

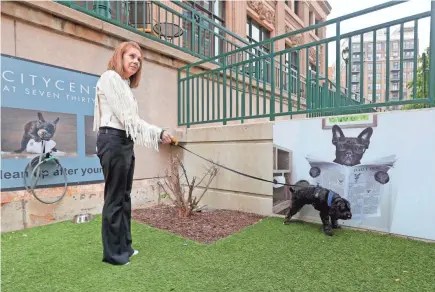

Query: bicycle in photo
<box><xmin>23</xmin><ymin>139</ymin><xmax>68</xmax><ymax>204</ymax></box>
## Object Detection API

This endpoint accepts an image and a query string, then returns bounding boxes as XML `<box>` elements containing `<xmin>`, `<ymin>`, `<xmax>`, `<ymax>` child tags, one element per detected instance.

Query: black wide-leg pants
<box><xmin>97</xmin><ymin>127</ymin><xmax>135</xmax><ymax>265</ymax></box>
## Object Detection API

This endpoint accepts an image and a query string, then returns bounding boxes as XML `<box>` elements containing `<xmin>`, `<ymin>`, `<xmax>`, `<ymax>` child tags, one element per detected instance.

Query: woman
<box><xmin>93</xmin><ymin>41</ymin><xmax>172</xmax><ymax>265</ymax></box>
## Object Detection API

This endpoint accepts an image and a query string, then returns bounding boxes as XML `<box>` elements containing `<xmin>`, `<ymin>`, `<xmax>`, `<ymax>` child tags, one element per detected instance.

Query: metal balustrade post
<box><xmin>335</xmin><ymin>21</ymin><xmax>341</xmax><ymax>114</ymax></box>
<box><xmin>223</xmin><ymin>57</ymin><xmax>227</xmax><ymax>125</ymax></box>
<box><xmin>186</xmin><ymin>69</ymin><xmax>191</xmax><ymax>128</ymax></box>
<box><xmin>270</xmin><ymin>42</ymin><xmax>275</xmax><ymax>121</ymax></box>
<box><xmin>93</xmin><ymin>0</ymin><xmax>111</xmax><ymax>18</ymax></box>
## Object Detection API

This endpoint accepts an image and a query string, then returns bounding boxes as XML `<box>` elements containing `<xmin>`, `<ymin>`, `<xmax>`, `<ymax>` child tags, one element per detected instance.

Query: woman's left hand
<box><xmin>161</xmin><ymin>131</ymin><xmax>172</xmax><ymax>144</ymax></box>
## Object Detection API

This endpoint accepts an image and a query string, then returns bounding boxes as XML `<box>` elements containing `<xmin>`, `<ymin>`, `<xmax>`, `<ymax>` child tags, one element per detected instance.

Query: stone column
<box><xmin>275</xmin><ymin>0</ymin><xmax>285</xmax><ymax>52</ymax></box>
<box><xmin>224</xmin><ymin>0</ymin><xmax>247</xmax><ymax>64</ymax></box>
<box><xmin>300</xmin><ymin>1</ymin><xmax>311</xmax><ymax>79</ymax></box>
<box><xmin>227</xmin><ymin>0</ymin><xmax>247</xmax><ymax>47</ymax></box>
<box><xmin>320</xmin><ymin>26</ymin><xmax>327</xmax><ymax>76</ymax></box>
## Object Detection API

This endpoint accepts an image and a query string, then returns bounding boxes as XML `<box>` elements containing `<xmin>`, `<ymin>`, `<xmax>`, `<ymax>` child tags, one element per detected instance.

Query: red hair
<box><xmin>107</xmin><ymin>41</ymin><xmax>143</xmax><ymax>88</ymax></box>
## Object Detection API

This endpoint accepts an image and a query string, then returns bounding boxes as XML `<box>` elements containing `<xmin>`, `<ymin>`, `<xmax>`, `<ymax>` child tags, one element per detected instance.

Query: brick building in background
<box><xmin>329</xmin><ymin>25</ymin><xmax>418</xmax><ymax>109</ymax></box>
<box><xmin>182</xmin><ymin>0</ymin><xmax>331</xmax><ymax>77</ymax></box>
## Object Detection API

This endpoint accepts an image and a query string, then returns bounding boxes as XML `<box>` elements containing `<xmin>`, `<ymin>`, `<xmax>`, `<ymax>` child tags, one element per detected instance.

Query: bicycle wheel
<box><xmin>23</xmin><ymin>154</ymin><xmax>68</xmax><ymax>204</ymax></box>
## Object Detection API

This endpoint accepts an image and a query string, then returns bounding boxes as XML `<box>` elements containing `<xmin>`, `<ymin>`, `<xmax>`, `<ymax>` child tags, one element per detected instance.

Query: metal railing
<box><xmin>57</xmin><ymin>0</ymin><xmax>295</xmax><ymax>88</ymax></box>
<box><xmin>178</xmin><ymin>0</ymin><xmax>435</xmax><ymax>127</ymax></box>
<box><xmin>57</xmin><ymin>0</ymin><xmax>259</xmax><ymax>60</ymax></box>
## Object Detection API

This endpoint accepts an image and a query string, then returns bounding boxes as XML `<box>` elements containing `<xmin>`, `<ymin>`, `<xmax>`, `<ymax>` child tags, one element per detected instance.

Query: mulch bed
<box><xmin>132</xmin><ymin>204</ymin><xmax>266</xmax><ymax>244</ymax></box>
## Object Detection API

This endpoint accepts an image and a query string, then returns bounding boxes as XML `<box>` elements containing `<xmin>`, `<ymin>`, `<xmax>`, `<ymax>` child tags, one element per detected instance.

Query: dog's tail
<box><xmin>295</xmin><ymin>179</ymin><xmax>310</xmax><ymax>186</ymax></box>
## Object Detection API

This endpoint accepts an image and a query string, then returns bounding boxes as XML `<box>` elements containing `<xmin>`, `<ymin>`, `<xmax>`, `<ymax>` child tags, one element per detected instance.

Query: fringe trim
<box><xmin>93</xmin><ymin>92</ymin><xmax>100</xmax><ymax>132</ymax></box>
<box><xmin>98</xmin><ymin>70</ymin><xmax>161</xmax><ymax>152</ymax></box>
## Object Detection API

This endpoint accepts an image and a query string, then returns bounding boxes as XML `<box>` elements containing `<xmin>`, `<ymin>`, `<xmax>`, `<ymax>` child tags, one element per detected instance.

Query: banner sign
<box><xmin>1</xmin><ymin>54</ymin><xmax>104</xmax><ymax>190</ymax></box>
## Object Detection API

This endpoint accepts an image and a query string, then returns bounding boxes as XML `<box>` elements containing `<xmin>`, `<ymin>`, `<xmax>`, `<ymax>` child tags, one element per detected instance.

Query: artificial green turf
<box><xmin>2</xmin><ymin>216</ymin><xmax>434</xmax><ymax>292</ymax></box>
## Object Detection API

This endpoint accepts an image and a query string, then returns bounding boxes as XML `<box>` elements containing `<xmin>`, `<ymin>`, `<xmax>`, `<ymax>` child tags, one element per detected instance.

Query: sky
<box><xmin>324</xmin><ymin>0</ymin><xmax>432</xmax><ymax>66</ymax></box>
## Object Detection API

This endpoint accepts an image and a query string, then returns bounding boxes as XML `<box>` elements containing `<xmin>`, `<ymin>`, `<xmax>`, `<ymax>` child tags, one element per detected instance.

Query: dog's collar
<box><xmin>313</xmin><ymin>186</ymin><xmax>335</xmax><ymax>207</ymax></box>
<box><xmin>327</xmin><ymin>191</ymin><xmax>336</xmax><ymax>207</ymax></box>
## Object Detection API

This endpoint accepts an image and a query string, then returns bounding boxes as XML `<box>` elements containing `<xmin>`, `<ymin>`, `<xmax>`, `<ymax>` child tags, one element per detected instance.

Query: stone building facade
<box><xmin>185</xmin><ymin>0</ymin><xmax>332</xmax><ymax>77</ymax></box>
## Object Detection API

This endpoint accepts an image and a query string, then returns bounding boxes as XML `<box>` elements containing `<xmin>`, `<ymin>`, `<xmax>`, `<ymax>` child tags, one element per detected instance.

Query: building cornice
<box><xmin>247</xmin><ymin>0</ymin><xmax>275</xmax><ymax>24</ymax></box>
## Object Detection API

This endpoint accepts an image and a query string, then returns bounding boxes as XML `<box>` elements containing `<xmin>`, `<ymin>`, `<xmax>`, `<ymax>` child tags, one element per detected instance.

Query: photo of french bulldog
<box><xmin>308</xmin><ymin>124</ymin><xmax>391</xmax><ymax>185</ymax></box>
<box><xmin>1</xmin><ymin>107</ymin><xmax>78</xmax><ymax>158</ymax></box>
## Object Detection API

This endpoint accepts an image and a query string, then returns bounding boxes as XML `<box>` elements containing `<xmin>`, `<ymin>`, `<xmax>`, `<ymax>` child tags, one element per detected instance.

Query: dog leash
<box><xmin>169</xmin><ymin>138</ymin><xmax>316</xmax><ymax>188</ymax></box>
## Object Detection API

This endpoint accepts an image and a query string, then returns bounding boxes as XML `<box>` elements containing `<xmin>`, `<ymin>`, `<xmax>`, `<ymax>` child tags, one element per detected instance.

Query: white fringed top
<box><xmin>93</xmin><ymin>70</ymin><xmax>163</xmax><ymax>152</ymax></box>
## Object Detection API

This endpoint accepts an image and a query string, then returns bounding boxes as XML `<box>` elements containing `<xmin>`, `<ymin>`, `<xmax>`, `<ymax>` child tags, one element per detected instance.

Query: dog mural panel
<box><xmin>309</xmin><ymin>124</ymin><xmax>390</xmax><ymax>185</ymax></box>
<box><xmin>283</xmin><ymin>180</ymin><xmax>352</xmax><ymax>236</ymax></box>
<box><xmin>14</xmin><ymin>112</ymin><xmax>60</xmax><ymax>153</ymax></box>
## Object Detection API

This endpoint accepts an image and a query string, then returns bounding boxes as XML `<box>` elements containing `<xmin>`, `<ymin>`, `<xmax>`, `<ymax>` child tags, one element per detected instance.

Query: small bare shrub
<box><xmin>156</xmin><ymin>153</ymin><xmax>218</xmax><ymax>217</ymax></box>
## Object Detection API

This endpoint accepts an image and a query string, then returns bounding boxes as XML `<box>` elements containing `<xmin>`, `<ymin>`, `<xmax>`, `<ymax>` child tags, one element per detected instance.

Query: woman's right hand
<box><xmin>161</xmin><ymin>131</ymin><xmax>172</xmax><ymax>144</ymax></box>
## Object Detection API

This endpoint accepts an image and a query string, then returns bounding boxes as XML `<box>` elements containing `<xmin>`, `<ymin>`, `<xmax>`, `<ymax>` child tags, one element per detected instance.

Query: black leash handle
<box><xmin>170</xmin><ymin>138</ymin><xmax>316</xmax><ymax>188</ymax></box>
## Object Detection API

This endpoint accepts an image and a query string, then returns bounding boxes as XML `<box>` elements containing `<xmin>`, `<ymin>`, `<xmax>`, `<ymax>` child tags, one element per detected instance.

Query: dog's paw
<box><xmin>283</xmin><ymin>219</ymin><xmax>292</xmax><ymax>225</ymax></box>
<box><xmin>323</xmin><ymin>227</ymin><xmax>333</xmax><ymax>236</ymax></box>
<box><xmin>332</xmin><ymin>224</ymin><xmax>341</xmax><ymax>229</ymax></box>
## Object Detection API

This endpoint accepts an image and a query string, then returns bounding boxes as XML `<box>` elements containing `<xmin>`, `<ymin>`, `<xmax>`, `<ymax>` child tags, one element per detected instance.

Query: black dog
<box><xmin>14</xmin><ymin>112</ymin><xmax>60</xmax><ymax>153</ymax></box>
<box><xmin>283</xmin><ymin>180</ymin><xmax>352</xmax><ymax>236</ymax></box>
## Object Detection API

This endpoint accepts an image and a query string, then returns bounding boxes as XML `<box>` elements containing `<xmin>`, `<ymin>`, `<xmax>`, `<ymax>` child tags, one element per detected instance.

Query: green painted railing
<box><xmin>178</xmin><ymin>0</ymin><xmax>435</xmax><ymax>127</ymax></box>
<box><xmin>56</xmin><ymin>0</ymin><xmax>262</xmax><ymax>61</ymax></box>
<box><xmin>56</xmin><ymin>0</ymin><xmax>295</xmax><ymax>89</ymax></box>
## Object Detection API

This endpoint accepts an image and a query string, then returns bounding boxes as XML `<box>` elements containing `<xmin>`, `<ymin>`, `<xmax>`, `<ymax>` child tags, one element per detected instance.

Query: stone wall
<box><xmin>1</xmin><ymin>1</ymin><xmax>186</xmax><ymax>232</ymax></box>
<box><xmin>1</xmin><ymin>1</ymin><xmax>278</xmax><ymax>232</ymax></box>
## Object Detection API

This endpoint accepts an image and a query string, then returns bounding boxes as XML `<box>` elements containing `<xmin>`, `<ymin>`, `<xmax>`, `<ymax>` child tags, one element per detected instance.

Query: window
<box><xmin>368</xmin><ymin>73</ymin><xmax>373</xmax><ymax>80</ymax></box>
<box><xmin>376</xmin><ymin>93</ymin><xmax>381</xmax><ymax>99</ymax></box>
<box><xmin>315</xmin><ymin>18</ymin><xmax>321</xmax><ymax>36</ymax></box>
<box><xmin>309</xmin><ymin>11</ymin><xmax>315</xmax><ymax>26</ymax></box>
<box><xmin>284</xmin><ymin>45</ymin><xmax>298</xmax><ymax>71</ymax></box>
<box><xmin>391</xmin><ymin>72</ymin><xmax>399</xmax><ymax>79</ymax></box>
<box><xmin>352</xmin><ymin>74</ymin><xmax>359</xmax><ymax>82</ymax></box>
<box><xmin>376</xmin><ymin>63</ymin><xmax>381</xmax><ymax>71</ymax></box>
<box><xmin>353</xmin><ymin>53</ymin><xmax>360</xmax><ymax>59</ymax></box>
<box><xmin>352</xmin><ymin>44</ymin><xmax>360</xmax><ymax>51</ymax></box>
<box><xmin>294</xmin><ymin>1</ymin><xmax>300</xmax><ymax>17</ymax></box>
<box><xmin>376</xmin><ymin>43</ymin><xmax>382</xmax><ymax>51</ymax></box>
<box><xmin>368</xmin><ymin>43</ymin><xmax>373</xmax><ymax>51</ymax></box>
<box><xmin>352</xmin><ymin>84</ymin><xmax>358</xmax><ymax>91</ymax></box>
<box><xmin>376</xmin><ymin>83</ymin><xmax>381</xmax><ymax>90</ymax></box>
<box><xmin>376</xmin><ymin>53</ymin><xmax>382</xmax><ymax>60</ymax></box>
<box><xmin>309</xmin><ymin>63</ymin><xmax>317</xmax><ymax>78</ymax></box>
<box><xmin>405</xmin><ymin>51</ymin><xmax>414</xmax><ymax>58</ymax></box>
<box><xmin>246</xmin><ymin>16</ymin><xmax>270</xmax><ymax>52</ymax></box>
<box><xmin>404</xmin><ymin>62</ymin><xmax>414</xmax><ymax>69</ymax></box>
<box><xmin>392</xmin><ymin>83</ymin><xmax>399</xmax><ymax>90</ymax></box>
<box><xmin>392</xmin><ymin>62</ymin><xmax>399</xmax><ymax>70</ymax></box>
<box><xmin>183</xmin><ymin>0</ymin><xmax>225</xmax><ymax>57</ymax></box>
<box><xmin>408</xmin><ymin>72</ymin><xmax>414</xmax><ymax>80</ymax></box>
<box><xmin>404</xmin><ymin>40</ymin><xmax>414</xmax><ymax>49</ymax></box>
<box><xmin>392</xmin><ymin>42</ymin><xmax>399</xmax><ymax>50</ymax></box>
<box><xmin>247</xmin><ymin>16</ymin><xmax>271</xmax><ymax>80</ymax></box>
<box><xmin>376</xmin><ymin>73</ymin><xmax>381</xmax><ymax>80</ymax></box>
<box><xmin>352</xmin><ymin>64</ymin><xmax>360</xmax><ymax>71</ymax></box>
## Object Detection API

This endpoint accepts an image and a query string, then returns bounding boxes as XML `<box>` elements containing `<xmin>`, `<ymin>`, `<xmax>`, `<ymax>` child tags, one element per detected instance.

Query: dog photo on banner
<box><xmin>273</xmin><ymin>110</ymin><xmax>435</xmax><ymax>241</ymax></box>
